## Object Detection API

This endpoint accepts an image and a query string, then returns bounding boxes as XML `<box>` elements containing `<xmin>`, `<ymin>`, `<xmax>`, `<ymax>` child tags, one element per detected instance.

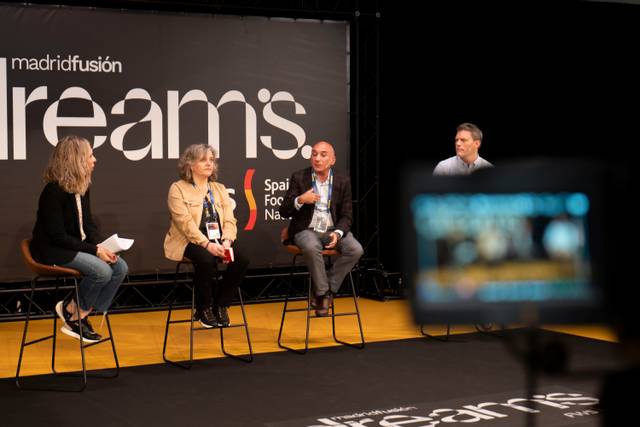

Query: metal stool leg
<box><xmin>54</xmin><ymin>278</ymin><xmax>117</xmax><ymax>391</ymax></box>
<box><xmin>15</xmin><ymin>277</ymin><xmax>38</xmax><ymax>389</ymax></box>
<box><xmin>420</xmin><ymin>324</ymin><xmax>451</xmax><ymax>341</ymax></box>
<box><xmin>16</xmin><ymin>277</ymin><xmax>88</xmax><ymax>391</ymax></box>
<box><xmin>279</xmin><ymin>254</ymin><xmax>365</xmax><ymax>353</ymax></box>
<box><xmin>73</xmin><ymin>278</ymin><xmax>88</xmax><ymax>390</ymax></box>
<box><xmin>303</xmin><ymin>278</ymin><xmax>312</xmax><ymax>353</ymax></box>
<box><xmin>189</xmin><ymin>281</ymin><xmax>196</xmax><ymax>365</ymax></box>
<box><xmin>164</xmin><ymin>260</ymin><xmax>253</xmax><ymax>367</ymax></box>
<box><xmin>277</xmin><ymin>286</ymin><xmax>292</xmax><ymax>349</ymax></box>
<box><xmin>17</xmin><ymin>276</ymin><xmax>117</xmax><ymax>391</ymax></box>
<box><xmin>48</xmin><ymin>279</ymin><xmax>86</xmax><ymax>391</ymax></box>
<box><xmin>331</xmin><ymin>271</ymin><xmax>365</xmax><ymax>349</ymax></box>
<box><xmin>163</xmin><ymin>261</ymin><xmax>193</xmax><ymax>369</ymax></box>
<box><xmin>278</xmin><ymin>255</ymin><xmax>311</xmax><ymax>354</ymax></box>
<box><xmin>72</xmin><ymin>309</ymin><xmax>120</xmax><ymax>381</ymax></box>
<box><xmin>51</xmin><ymin>281</ymin><xmax>81</xmax><ymax>377</ymax></box>
<box><xmin>220</xmin><ymin>288</ymin><xmax>253</xmax><ymax>362</ymax></box>
<box><xmin>161</xmin><ymin>274</ymin><xmax>176</xmax><ymax>364</ymax></box>
<box><xmin>50</xmin><ymin>279</ymin><xmax>61</xmax><ymax>375</ymax></box>
<box><xmin>17</xmin><ymin>239</ymin><xmax>118</xmax><ymax>391</ymax></box>
<box><xmin>102</xmin><ymin>313</ymin><xmax>120</xmax><ymax>377</ymax></box>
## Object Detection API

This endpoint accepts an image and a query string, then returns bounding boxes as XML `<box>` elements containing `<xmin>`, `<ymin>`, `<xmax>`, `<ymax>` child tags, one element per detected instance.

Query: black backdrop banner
<box><xmin>0</xmin><ymin>4</ymin><xmax>349</xmax><ymax>281</ymax></box>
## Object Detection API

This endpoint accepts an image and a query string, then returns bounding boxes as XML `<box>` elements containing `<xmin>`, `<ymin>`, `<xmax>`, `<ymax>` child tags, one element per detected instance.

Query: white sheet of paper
<box><xmin>99</xmin><ymin>234</ymin><xmax>134</xmax><ymax>253</ymax></box>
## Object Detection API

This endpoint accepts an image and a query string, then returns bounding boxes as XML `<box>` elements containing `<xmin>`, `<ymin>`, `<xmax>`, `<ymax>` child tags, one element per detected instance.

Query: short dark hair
<box><xmin>457</xmin><ymin>123</ymin><xmax>483</xmax><ymax>142</ymax></box>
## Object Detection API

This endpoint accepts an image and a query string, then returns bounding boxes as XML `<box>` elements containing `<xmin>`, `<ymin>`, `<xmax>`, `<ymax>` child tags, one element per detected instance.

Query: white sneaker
<box><xmin>60</xmin><ymin>322</ymin><xmax>100</xmax><ymax>344</ymax></box>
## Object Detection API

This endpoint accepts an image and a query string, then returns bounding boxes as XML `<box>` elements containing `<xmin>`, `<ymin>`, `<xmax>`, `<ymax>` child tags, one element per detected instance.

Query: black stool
<box><xmin>420</xmin><ymin>324</ymin><xmax>451</xmax><ymax>341</ymax></box>
<box><xmin>162</xmin><ymin>258</ymin><xmax>253</xmax><ymax>368</ymax></box>
<box><xmin>421</xmin><ymin>324</ymin><xmax>497</xmax><ymax>341</ymax></box>
<box><xmin>277</xmin><ymin>229</ymin><xmax>365</xmax><ymax>354</ymax></box>
<box><xmin>16</xmin><ymin>239</ymin><xmax>119</xmax><ymax>391</ymax></box>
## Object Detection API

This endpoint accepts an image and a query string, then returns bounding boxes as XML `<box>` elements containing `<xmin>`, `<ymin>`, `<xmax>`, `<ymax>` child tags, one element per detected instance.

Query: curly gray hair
<box><xmin>177</xmin><ymin>144</ymin><xmax>218</xmax><ymax>182</ymax></box>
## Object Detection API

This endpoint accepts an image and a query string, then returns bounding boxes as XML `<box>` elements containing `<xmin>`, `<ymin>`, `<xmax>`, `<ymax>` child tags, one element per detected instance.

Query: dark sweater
<box><xmin>30</xmin><ymin>182</ymin><xmax>103</xmax><ymax>265</ymax></box>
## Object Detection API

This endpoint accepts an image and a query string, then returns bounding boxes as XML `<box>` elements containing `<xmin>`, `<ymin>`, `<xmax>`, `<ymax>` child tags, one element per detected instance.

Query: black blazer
<box><xmin>279</xmin><ymin>167</ymin><xmax>353</xmax><ymax>242</ymax></box>
<box><xmin>30</xmin><ymin>182</ymin><xmax>103</xmax><ymax>265</ymax></box>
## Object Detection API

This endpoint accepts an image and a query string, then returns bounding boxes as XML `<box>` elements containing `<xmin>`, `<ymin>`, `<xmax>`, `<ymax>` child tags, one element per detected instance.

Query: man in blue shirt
<box><xmin>433</xmin><ymin>123</ymin><xmax>493</xmax><ymax>176</ymax></box>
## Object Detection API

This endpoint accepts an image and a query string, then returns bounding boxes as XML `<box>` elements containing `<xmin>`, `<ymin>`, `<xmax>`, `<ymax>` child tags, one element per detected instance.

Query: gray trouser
<box><xmin>293</xmin><ymin>229</ymin><xmax>364</xmax><ymax>296</ymax></box>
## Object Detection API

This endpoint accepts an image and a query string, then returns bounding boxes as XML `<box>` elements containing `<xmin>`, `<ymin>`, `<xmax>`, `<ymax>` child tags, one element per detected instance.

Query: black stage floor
<box><xmin>0</xmin><ymin>329</ymin><xmax>621</xmax><ymax>427</ymax></box>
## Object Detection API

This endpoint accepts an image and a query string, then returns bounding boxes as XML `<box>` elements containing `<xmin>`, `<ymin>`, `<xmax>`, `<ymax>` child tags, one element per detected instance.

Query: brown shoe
<box><xmin>315</xmin><ymin>293</ymin><xmax>332</xmax><ymax>317</ymax></box>
<box><xmin>310</xmin><ymin>295</ymin><xmax>322</xmax><ymax>309</ymax></box>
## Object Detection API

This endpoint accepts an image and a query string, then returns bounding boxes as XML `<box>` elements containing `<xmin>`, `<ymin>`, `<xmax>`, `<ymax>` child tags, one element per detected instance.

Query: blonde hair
<box><xmin>43</xmin><ymin>136</ymin><xmax>93</xmax><ymax>195</ymax></box>
<box><xmin>178</xmin><ymin>144</ymin><xmax>218</xmax><ymax>182</ymax></box>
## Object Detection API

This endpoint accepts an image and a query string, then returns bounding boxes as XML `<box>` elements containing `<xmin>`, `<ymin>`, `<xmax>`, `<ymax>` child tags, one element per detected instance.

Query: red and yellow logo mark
<box><xmin>243</xmin><ymin>168</ymin><xmax>257</xmax><ymax>230</ymax></box>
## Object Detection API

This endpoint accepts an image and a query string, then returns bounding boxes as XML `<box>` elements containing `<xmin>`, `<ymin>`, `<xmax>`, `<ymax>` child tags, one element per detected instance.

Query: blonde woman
<box><xmin>30</xmin><ymin>136</ymin><xmax>128</xmax><ymax>343</ymax></box>
<box><xmin>164</xmin><ymin>144</ymin><xmax>249</xmax><ymax>328</ymax></box>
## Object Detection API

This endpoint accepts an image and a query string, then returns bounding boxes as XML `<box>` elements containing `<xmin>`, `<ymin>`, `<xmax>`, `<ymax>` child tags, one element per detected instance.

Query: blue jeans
<box><xmin>62</xmin><ymin>252</ymin><xmax>128</xmax><ymax>313</ymax></box>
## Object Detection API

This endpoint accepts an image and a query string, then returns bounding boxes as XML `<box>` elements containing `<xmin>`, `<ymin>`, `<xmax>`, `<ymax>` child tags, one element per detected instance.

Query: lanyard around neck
<box><xmin>193</xmin><ymin>182</ymin><xmax>216</xmax><ymax>209</ymax></box>
<box><xmin>311</xmin><ymin>169</ymin><xmax>333</xmax><ymax>210</ymax></box>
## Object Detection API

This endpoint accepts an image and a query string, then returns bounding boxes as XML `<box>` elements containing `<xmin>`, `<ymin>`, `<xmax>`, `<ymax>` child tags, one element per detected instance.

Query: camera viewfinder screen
<box><xmin>411</xmin><ymin>192</ymin><xmax>593</xmax><ymax>306</ymax></box>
